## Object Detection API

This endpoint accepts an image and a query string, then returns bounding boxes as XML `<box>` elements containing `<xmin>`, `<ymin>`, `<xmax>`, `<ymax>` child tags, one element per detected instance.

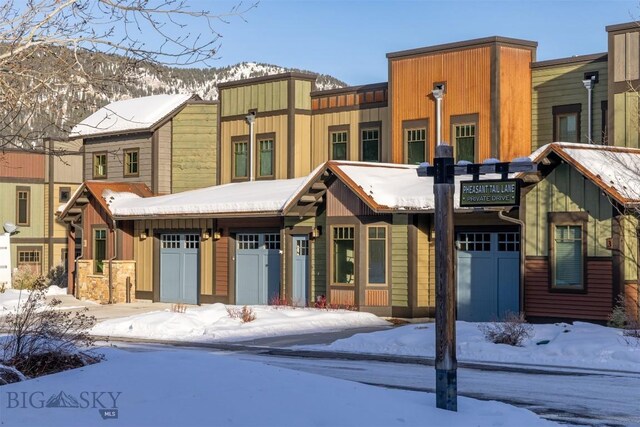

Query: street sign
<box><xmin>459</xmin><ymin>179</ymin><xmax>520</xmax><ymax>207</ymax></box>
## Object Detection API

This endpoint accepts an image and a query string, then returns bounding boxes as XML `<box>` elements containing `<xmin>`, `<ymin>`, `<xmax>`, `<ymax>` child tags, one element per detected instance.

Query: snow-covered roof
<box><xmin>110</xmin><ymin>177</ymin><xmax>313</xmax><ymax>218</ymax></box>
<box><xmin>70</xmin><ymin>94</ymin><xmax>195</xmax><ymax>138</ymax></box>
<box><xmin>531</xmin><ymin>142</ymin><xmax>640</xmax><ymax>205</ymax></box>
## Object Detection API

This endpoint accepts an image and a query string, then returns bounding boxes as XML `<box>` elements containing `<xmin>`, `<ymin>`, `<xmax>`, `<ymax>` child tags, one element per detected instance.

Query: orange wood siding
<box><xmin>120</xmin><ymin>221</ymin><xmax>134</xmax><ymax>260</ymax></box>
<box><xmin>390</xmin><ymin>47</ymin><xmax>492</xmax><ymax>163</ymax></box>
<box><xmin>524</xmin><ymin>257</ymin><xmax>613</xmax><ymax>320</ymax></box>
<box><xmin>215</xmin><ymin>236</ymin><xmax>229</xmax><ymax>296</ymax></box>
<box><xmin>0</xmin><ymin>152</ymin><xmax>45</xmax><ymax>179</ymax></box>
<box><xmin>365</xmin><ymin>289</ymin><xmax>388</xmax><ymax>306</ymax></box>
<box><xmin>499</xmin><ymin>46</ymin><xmax>533</xmax><ymax>160</ymax></box>
<box><xmin>330</xmin><ymin>289</ymin><xmax>355</xmax><ymax>306</ymax></box>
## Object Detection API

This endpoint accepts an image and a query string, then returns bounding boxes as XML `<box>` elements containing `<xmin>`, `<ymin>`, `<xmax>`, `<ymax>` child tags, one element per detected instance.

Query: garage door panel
<box><xmin>497</xmin><ymin>257</ymin><xmax>519</xmax><ymax>318</ymax></box>
<box><xmin>182</xmin><ymin>252</ymin><xmax>199</xmax><ymax>304</ymax></box>
<box><xmin>236</xmin><ymin>233</ymin><xmax>281</xmax><ymax>306</ymax></box>
<box><xmin>160</xmin><ymin>233</ymin><xmax>199</xmax><ymax>305</ymax></box>
<box><xmin>236</xmin><ymin>252</ymin><xmax>262</xmax><ymax>305</ymax></box>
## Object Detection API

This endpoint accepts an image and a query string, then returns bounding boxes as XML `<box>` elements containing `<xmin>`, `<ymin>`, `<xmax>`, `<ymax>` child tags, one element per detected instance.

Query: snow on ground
<box><xmin>0</xmin><ymin>347</ymin><xmax>556</xmax><ymax>427</ymax></box>
<box><xmin>0</xmin><ymin>287</ymin><xmax>81</xmax><ymax>313</ymax></box>
<box><xmin>91</xmin><ymin>303</ymin><xmax>390</xmax><ymax>342</ymax></box>
<box><xmin>304</xmin><ymin>321</ymin><xmax>640</xmax><ymax>372</ymax></box>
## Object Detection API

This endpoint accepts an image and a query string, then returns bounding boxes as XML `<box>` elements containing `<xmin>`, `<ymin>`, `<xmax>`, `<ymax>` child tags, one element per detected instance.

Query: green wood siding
<box><xmin>623</xmin><ymin>215</ymin><xmax>639</xmax><ymax>282</ymax></box>
<box><xmin>0</xmin><ymin>183</ymin><xmax>45</xmax><ymax>238</ymax></box>
<box><xmin>532</xmin><ymin>61</ymin><xmax>608</xmax><ymax>150</ymax></box>
<box><xmin>391</xmin><ymin>214</ymin><xmax>408</xmax><ymax>307</ymax></box>
<box><xmin>294</xmin><ymin>80</ymin><xmax>312</xmax><ymax>110</ymax></box>
<box><xmin>285</xmin><ymin>213</ymin><xmax>326</xmax><ymax>300</ymax></box>
<box><xmin>524</xmin><ymin>163</ymin><xmax>613</xmax><ymax>257</ymax></box>
<box><xmin>171</xmin><ymin>104</ymin><xmax>218</xmax><ymax>193</ymax></box>
<box><xmin>221</xmin><ymin>81</ymin><xmax>288</xmax><ymax>117</ymax></box>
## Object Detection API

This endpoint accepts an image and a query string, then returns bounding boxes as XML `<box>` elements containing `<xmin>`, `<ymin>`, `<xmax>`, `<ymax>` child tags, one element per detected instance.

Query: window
<box><xmin>454</xmin><ymin>124</ymin><xmax>476</xmax><ymax>163</ymax></box>
<box><xmin>258</xmin><ymin>138</ymin><xmax>274</xmax><ymax>177</ymax></box>
<box><xmin>553</xmin><ymin>225</ymin><xmax>583</xmax><ymax>289</ymax></box>
<box><xmin>16</xmin><ymin>188</ymin><xmax>30</xmax><ymax>226</ymax></box>
<box><xmin>361</xmin><ymin>127</ymin><xmax>380</xmax><ymax>162</ymax></box>
<box><xmin>367</xmin><ymin>226</ymin><xmax>386</xmax><ymax>284</ymax></box>
<box><xmin>93</xmin><ymin>153</ymin><xmax>107</xmax><ymax>178</ymax></box>
<box><xmin>406</xmin><ymin>128</ymin><xmax>426</xmax><ymax>165</ymax></box>
<box><xmin>332</xmin><ymin>226</ymin><xmax>355</xmax><ymax>285</ymax></box>
<box><xmin>124</xmin><ymin>149</ymin><xmax>139</xmax><ymax>176</ymax></box>
<box><xmin>59</xmin><ymin>187</ymin><xmax>71</xmax><ymax>203</ymax></box>
<box><xmin>331</xmin><ymin>131</ymin><xmax>348</xmax><ymax>160</ymax></box>
<box><xmin>94</xmin><ymin>229</ymin><xmax>107</xmax><ymax>274</ymax></box>
<box><xmin>185</xmin><ymin>234</ymin><xmax>200</xmax><ymax>249</ymax></box>
<box><xmin>264</xmin><ymin>234</ymin><xmax>281</xmax><ymax>250</ymax></box>
<box><xmin>233</xmin><ymin>141</ymin><xmax>248</xmax><ymax>179</ymax></box>
<box><xmin>161</xmin><ymin>234</ymin><xmax>180</xmax><ymax>249</ymax></box>
<box><xmin>553</xmin><ymin>104</ymin><xmax>581</xmax><ymax>143</ymax></box>
<box><xmin>17</xmin><ymin>248</ymin><xmax>41</xmax><ymax>274</ymax></box>
<box><xmin>237</xmin><ymin>234</ymin><xmax>259</xmax><ymax>250</ymax></box>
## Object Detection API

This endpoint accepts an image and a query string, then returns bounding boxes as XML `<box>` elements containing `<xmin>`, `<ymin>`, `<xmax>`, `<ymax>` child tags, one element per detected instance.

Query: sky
<box><xmin>193</xmin><ymin>0</ymin><xmax>640</xmax><ymax>85</ymax></box>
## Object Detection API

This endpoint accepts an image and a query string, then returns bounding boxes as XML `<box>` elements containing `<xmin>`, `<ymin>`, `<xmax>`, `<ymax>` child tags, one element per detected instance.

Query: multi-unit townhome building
<box><xmin>57</xmin><ymin>21</ymin><xmax>640</xmax><ymax>323</ymax></box>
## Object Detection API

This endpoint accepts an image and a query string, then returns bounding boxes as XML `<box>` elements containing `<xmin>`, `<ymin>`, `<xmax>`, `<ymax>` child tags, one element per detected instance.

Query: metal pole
<box><xmin>434</xmin><ymin>143</ymin><xmax>457</xmax><ymax>411</ymax></box>
<box><xmin>249</xmin><ymin>119</ymin><xmax>255</xmax><ymax>181</ymax></box>
<box><xmin>582</xmin><ymin>78</ymin><xmax>593</xmax><ymax>142</ymax></box>
<box><xmin>436</xmin><ymin>97</ymin><xmax>442</xmax><ymax>145</ymax></box>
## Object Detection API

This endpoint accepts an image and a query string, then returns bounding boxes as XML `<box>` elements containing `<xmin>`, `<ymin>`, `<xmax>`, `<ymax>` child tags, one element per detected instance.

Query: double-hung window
<box><xmin>94</xmin><ymin>229</ymin><xmax>107</xmax><ymax>274</ymax></box>
<box><xmin>361</xmin><ymin>127</ymin><xmax>380</xmax><ymax>162</ymax></box>
<box><xmin>405</xmin><ymin>128</ymin><xmax>426</xmax><ymax>165</ymax></box>
<box><xmin>553</xmin><ymin>104</ymin><xmax>581</xmax><ymax>143</ymax></box>
<box><xmin>367</xmin><ymin>226</ymin><xmax>387</xmax><ymax>285</ymax></box>
<box><xmin>16</xmin><ymin>188</ymin><xmax>30</xmax><ymax>226</ymax></box>
<box><xmin>258</xmin><ymin>137</ymin><xmax>274</xmax><ymax>178</ymax></box>
<box><xmin>454</xmin><ymin>124</ymin><xmax>476</xmax><ymax>163</ymax></box>
<box><xmin>124</xmin><ymin>149</ymin><xmax>139</xmax><ymax>176</ymax></box>
<box><xmin>332</xmin><ymin>226</ymin><xmax>355</xmax><ymax>285</ymax></box>
<box><xmin>331</xmin><ymin>130</ymin><xmax>349</xmax><ymax>160</ymax></box>
<box><xmin>93</xmin><ymin>153</ymin><xmax>107</xmax><ymax>179</ymax></box>
<box><xmin>553</xmin><ymin>225</ymin><xmax>583</xmax><ymax>289</ymax></box>
<box><xmin>233</xmin><ymin>141</ymin><xmax>248</xmax><ymax>180</ymax></box>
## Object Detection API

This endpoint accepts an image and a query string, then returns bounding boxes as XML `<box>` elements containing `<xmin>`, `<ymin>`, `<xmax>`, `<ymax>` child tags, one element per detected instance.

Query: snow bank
<box><xmin>0</xmin><ymin>348</ymin><xmax>555</xmax><ymax>426</ymax></box>
<box><xmin>91</xmin><ymin>303</ymin><xmax>389</xmax><ymax>341</ymax></box>
<box><xmin>306</xmin><ymin>321</ymin><xmax>640</xmax><ymax>372</ymax></box>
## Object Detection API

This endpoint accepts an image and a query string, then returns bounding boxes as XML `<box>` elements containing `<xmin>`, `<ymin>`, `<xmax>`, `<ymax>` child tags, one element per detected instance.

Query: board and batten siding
<box><xmin>294</xmin><ymin>114</ymin><xmax>313</xmax><ymax>176</ymax></box>
<box><xmin>391</xmin><ymin>214</ymin><xmax>409</xmax><ymax>307</ymax></box>
<box><xmin>171</xmin><ymin>104</ymin><xmax>218</xmax><ymax>193</ymax></box>
<box><xmin>295</xmin><ymin>80</ymin><xmax>312</xmax><ymax>110</ymax></box>
<box><xmin>524</xmin><ymin>163</ymin><xmax>613</xmax><ymax>258</ymax></box>
<box><xmin>613</xmin><ymin>91</ymin><xmax>639</xmax><ymax>148</ymax></box>
<box><xmin>219</xmin><ymin>116</ymin><xmax>289</xmax><ymax>184</ymax></box>
<box><xmin>220</xmin><ymin>80</ymin><xmax>288</xmax><ymax>117</ymax></box>
<box><xmin>416</xmin><ymin>215</ymin><xmax>434</xmax><ymax>308</ymax></box>
<box><xmin>531</xmin><ymin>59</ymin><xmax>608</xmax><ymax>150</ymax></box>
<box><xmin>83</xmin><ymin>135</ymin><xmax>153</xmax><ymax>186</ymax></box>
<box><xmin>311</xmin><ymin>107</ymin><xmax>389</xmax><ymax>165</ymax></box>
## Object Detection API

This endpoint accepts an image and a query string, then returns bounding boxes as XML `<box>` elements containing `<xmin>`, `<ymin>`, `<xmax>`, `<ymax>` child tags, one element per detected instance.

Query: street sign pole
<box><xmin>433</xmin><ymin>144</ymin><xmax>457</xmax><ymax>411</ymax></box>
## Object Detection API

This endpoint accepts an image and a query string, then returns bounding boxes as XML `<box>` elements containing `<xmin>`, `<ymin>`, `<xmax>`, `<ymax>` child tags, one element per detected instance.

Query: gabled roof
<box><xmin>69</xmin><ymin>94</ymin><xmax>199</xmax><ymax>139</ymax></box>
<box><xmin>57</xmin><ymin>181</ymin><xmax>154</xmax><ymax>220</ymax></box>
<box><xmin>529</xmin><ymin>142</ymin><xmax>640</xmax><ymax>207</ymax></box>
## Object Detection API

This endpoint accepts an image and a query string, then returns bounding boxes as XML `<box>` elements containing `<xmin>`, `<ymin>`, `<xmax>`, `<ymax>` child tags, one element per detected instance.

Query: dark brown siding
<box><xmin>525</xmin><ymin>257</ymin><xmax>613</xmax><ymax>320</ymax></box>
<box><xmin>327</xmin><ymin>180</ymin><xmax>377</xmax><ymax>217</ymax></box>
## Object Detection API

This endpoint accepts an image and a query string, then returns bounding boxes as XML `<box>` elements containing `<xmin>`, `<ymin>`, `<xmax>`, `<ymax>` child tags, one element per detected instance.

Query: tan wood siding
<box><xmin>622</xmin><ymin>215</ymin><xmax>639</xmax><ymax>282</ymax></box>
<box><xmin>416</xmin><ymin>215</ymin><xmax>433</xmax><ymax>307</ymax></box>
<box><xmin>221</xmin><ymin>80</ymin><xmax>288</xmax><ymax>117</ymax></box>
<box><xmin>524</xmin><ymin>257</ymin><xmax>613</xmax><ymax>320</ymax></box>
<box><xmin>391</xmin><ymin>214</ymin><xmax>409</xmax><ymax>307</ymax></box>
<box><xmin>390</xmin><ymin>47</ymin><xmax>492</xmax><ymax>163</ymax></box>
<box><xmin>171</xmin><ymin>104</ymin><xmax>217</xmax><ymax>193</ymax></box>
<box><xmin>524</xmin><ymin>163</ymin><xmax>613</xmax><ymax>257</ymax></box>
<box><xmin>499</xmin><ymin>46</ymin><xmax>532</xmax><ymax>160</ymax></box>
<box><xmin>156</xmin><ymin>121</ymin><xmax>172</xmax><ymax>195</ymax></box>
<box><xmin>310</xmin><ymin>107</ymin><xmax>389</xmax><ymax>165</ymax></box>
<box><xmin>215</xmin><ymin>235</ymin><xmax>229</xmax><ymax>296</ymax></box>
<box><xmin>133</xmin><ymin>220</ymin><xmax>154</xmax><ymax>293</ymax></box>
<box><xmin>532</xmin><ymin>60</ymin><xmax>608</xmax><ymax>149</ymax></box>
<box><xmin>83</xmin><ymin>135</ymin><xmax>152</xmax><ymax>185</ymax></box>
<box><xmin>294</xmin><ymin>114</ymin><xmax>312</xmax><ymax>176</ymax></box>
<box><xmin>220</xmin><ymin>116</ymin><xmax>288</xmax><ymax>184</ymax></box>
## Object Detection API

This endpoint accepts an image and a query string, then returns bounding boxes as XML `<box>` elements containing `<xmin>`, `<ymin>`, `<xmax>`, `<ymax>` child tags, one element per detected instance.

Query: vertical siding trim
<box><xmin>287</xmin><ymin>78</ymin><xmax>295</xmax><ymax>179</ymax></box>
<box><xmin>151</xmin><ymin>131</ymin><xmax>158</xmax><ymax>194</ymax></box>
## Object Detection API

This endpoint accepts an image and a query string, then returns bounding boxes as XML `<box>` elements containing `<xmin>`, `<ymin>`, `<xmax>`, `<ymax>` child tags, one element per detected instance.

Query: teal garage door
<box><xmin>160</xmin><ymin>233</ymin><xmax>199</xmax><ymax>304</ymax></box>
<box><xmin>236</xmin><ymin>233</ymin><xmax>281</xmax><ymax>305</ymax></box>
<box><xmin>456</xmin><ymin>231</ymin><xmax>520</xmax><ymax>321</ymax></box>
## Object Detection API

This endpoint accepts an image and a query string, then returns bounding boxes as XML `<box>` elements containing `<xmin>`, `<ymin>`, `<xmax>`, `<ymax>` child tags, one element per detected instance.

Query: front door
<box><xmin>160</xmin><ymin>233</ymin><xmax>199</xmax><ymax>304</ymax></box>
<box><xmin>456</xmin><ymin>231</ymin><xmax>520</xmax><ymax>321</ymax></box>
<box><xmin>292</xmin><ymin>235</ymin><xmax>309</xmax><ymax>306</ymax></box>
<box><xmin>236</xmin><ymin>233</ymin><xmax>281</xmax><ymax>305</ymax></box>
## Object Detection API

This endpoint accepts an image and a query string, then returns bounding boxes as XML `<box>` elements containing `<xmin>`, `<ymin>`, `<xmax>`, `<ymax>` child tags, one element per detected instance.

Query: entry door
<box><xmin>160</xmin><ymin>234</ymin><xmax>199</xmax><ymax>304</ymax></box>
<box><xmin>456</xmin><ymin>231</ymin><xmax>519</xmax><ymax>321</ymax></box>
<box><xmin>236</xmin><ymin>233</ymin><xmax>281</xmax><ymax>305</ymax></box>
<box><xmin>292</xmin><ymin>235</ymin><xmax>309</xmax><ymax>306</ymax></box>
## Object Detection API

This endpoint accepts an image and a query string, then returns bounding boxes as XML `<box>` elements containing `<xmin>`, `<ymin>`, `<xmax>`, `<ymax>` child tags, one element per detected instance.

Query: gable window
<box><xmin>553</xmin><ymin>104</ymin><xmax>581</xmax><ymax>143</ymax></box>
<box><xmin>233</xmin><ymin>140</ymin><xmax>248</xmax><ymax>180</ymax></box>
<box><xmin>124</xmin><ymin>149</ymin><xmax>139</xmax><ymax>176</ymax></box>
<box><xmin>361</xmin><ymin>125</ymin><xmax>381</xmax><ymax>162</ymax></box>
<box><xmin>93</xmin><ymin>153</ymin><xmax>107</xmax><ymax>179</ymax></box>
<box><xmin>94</xmin><ymin>229</ymin><xmax>107</xmax><ymax>274</ymax></box>
<box><xmin>16</xmin><ymin>188</ymin><xmax>30</xmax><ymax>226</ymax></box>
<box><xmin>454</xmin><ymin>124</ymin><xmax>476</xmax><ymax>162</ymax></box>
<box><xmin>59</xmin><ymin>187</ymin><xmax>71</xmax><ymax>203</ymax></box>
<box><xmin>257</xmin><ymin>137</ymin><xmax>274</xmax><ymax>178</ymax></box>
<box><xmin>331</xmin><ymin>130</ymin><xmax>349</xmax><ymax>160</ymax></box>
<box><xmin>367</xmin><ymin>226</ymin><xmax>387</xmax><ymax>285</ymax></box>
<box><xmin>332</xmin><ymin>226</ymin><xmax>355</xmax><ymax>285</ymax></box>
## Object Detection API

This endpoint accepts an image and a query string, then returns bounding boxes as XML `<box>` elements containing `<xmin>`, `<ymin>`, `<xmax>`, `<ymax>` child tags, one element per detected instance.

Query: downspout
<box><xmin>108</xmin><ymin>219</ymin><xmax>117</xmax><ymax>304</ymax></box>
<box><xmin>582</xmin><ymin>77</ymin><xmax>595</xmax><ymax>142</ymax></box>
<box><xmin>246</xmin><ymin>112</ymin><xmax>256</xmax><ymax>181</ymax></box>
<box><xmin>70</xmin><ymin>221</ymin><xmax>83</xmax><ymax>299</ymax></box>
<box><xmin>498</xmin><ymin>210</ymin><xmax>525</xmax><ymax>315</ymax></box>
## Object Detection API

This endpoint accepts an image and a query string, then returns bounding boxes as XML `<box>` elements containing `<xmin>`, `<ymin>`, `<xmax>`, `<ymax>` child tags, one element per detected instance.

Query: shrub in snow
<box><xmin>171</xmin><ymin>303</ymin><xmax>187</xmax><ymax>313</ymax></box>
<box><xmin>314</xmin><ymin>295</ymin><xmax>327</xmax><ymax>309</ymax></box>
<box><xmin>270</xmin><ymin>295</ymin><xmax>297</xmax><ymax>308</ymax></box>
<box><xmin>45</xmin><ymin>263</ymin><xmax>67</xmax><ymax>289</ymax></box>
<box><xmin>478</xmin><ymin>312</ymin><xmax>533</xmax><ymax>347</ymax></box>
<box><xmin>608</xmin><ymin>294</ymin><xmax>640</xmax><ymax>345</ymax></box>
<box><xmin>226</xmin><ymin>306</ymin><xmax>256</xmax><ymax>323</ymax></box>
<box><xmin>11</xmin><ymin>267</ymin><xmax>44</xmax><ymax>290</ymax></box>
<box><xmin>0</xmin><ymin>365</ymin><xmax>26</xmax><ymax>385</ymax></box>
<box><xmin>1</xmin><ymin>279</ymin><xmax>101</xmax><ymax>378</ymax></box>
